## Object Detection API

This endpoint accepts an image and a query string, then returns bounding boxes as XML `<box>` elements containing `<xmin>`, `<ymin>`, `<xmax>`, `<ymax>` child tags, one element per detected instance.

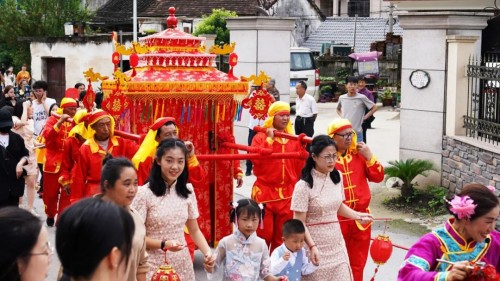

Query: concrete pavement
<box><xmin>37</xmin><ymin>102</ymin><xmax>419</xmax><ymax>281</ymax></box>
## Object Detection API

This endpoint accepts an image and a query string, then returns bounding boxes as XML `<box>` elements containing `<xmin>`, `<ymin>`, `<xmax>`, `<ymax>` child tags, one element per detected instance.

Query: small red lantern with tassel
<box><xmin>369</xmin><ymin>234</ymin><xmax>393</xmax><ymax>281</ymax></box>
<box><xmin>130</xmin><ymin>53</ymin><xmax>139</xmax><ymax>77</ymax></box>
<box><xmin>150</xmin><ymin>264</ymin><xmax>181</xmax><ymax>281</ymax></box>
<box><xmin>150</xmin><ymin>253</ymin><xmax>181</xmax><ymax>281</ymax></box>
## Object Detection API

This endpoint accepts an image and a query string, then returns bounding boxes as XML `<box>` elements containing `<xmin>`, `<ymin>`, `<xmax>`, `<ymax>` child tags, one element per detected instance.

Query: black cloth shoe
<box><xmin>46</xmin><ymin>217</ymin><xmax>55</xmax><ymax>227</ymax></box>
<box><xmin>245</xmin><ymin>171</ymin><xmax>251</xmax><ymax>176</ymax></box>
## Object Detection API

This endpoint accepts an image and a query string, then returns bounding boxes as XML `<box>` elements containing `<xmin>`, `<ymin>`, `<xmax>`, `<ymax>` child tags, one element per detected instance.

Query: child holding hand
<box><xmin>205</xmin><ymin>199</ymin><xmax>288</xmax><ymax>281</ymax></box>
<box><xmin>270</xmin><ymin>219</ymin><xmax>318</xmax><ymax>281</ymax></box>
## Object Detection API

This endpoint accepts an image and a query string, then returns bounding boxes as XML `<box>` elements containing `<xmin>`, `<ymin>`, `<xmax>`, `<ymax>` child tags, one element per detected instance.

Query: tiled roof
<box><xmin>94</xmin><ymin>0</ymin><xmax>158</xmax><ymax>24</ymax></box>
<box><xmin>139</xmin><ymin>0</ymin><xmax>259</xmax><ymax>18</ymax></box>
<box><xmin>302</xmin><ymin>17</ymin><xmax>403</xmax><ymax>53</ymax></box>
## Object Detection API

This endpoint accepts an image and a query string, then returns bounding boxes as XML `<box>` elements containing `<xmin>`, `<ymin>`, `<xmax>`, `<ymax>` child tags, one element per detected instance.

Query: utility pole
<box><xmin>388</xmin><ymin>3</ymin><xmax>394</xmax><ymax>33</ymax></box>
<box><xmin>133</xmin><ymin>0</ymin><xmax>137</xmax><ymax>41</ymax></box>
<box><xmin>353</xmin><ymin>14</ymin><xmax>358</xmax><ymax>53</ymax></box>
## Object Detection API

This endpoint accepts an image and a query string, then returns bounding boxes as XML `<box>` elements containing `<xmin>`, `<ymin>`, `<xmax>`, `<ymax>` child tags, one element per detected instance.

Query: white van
<box><xmin>289</xmin><ymin>47</ymin><xmax>320</xmax><ymax>105</ymax></box>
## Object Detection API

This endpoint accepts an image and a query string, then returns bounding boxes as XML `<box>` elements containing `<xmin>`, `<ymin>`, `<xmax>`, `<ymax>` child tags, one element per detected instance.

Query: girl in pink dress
<box><xmin>291</xmin><ymin>135</ymin><xmax>373</xmax><ymax>281</ymax></box>
<box><xmin>132</xmin><ymin>138</ymin><xmax>215</xmax><ymax>280</ymax></box>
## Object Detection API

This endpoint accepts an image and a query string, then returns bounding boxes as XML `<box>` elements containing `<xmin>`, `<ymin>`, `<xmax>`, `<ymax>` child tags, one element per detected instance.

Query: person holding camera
<box><xmin>0</xmin><ymin>107</ymin><xmax>29</xmax><ymax>208</ymax></box>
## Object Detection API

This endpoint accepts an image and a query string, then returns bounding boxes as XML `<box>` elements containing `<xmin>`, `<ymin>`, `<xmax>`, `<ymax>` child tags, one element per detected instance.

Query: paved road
<box><xmin>36</xmin><ymin>102</ymin><xmax>419</xmax><ymax>280</ymax></box>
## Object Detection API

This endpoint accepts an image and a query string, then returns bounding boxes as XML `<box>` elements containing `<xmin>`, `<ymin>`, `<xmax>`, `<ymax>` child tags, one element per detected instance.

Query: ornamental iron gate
<box><xmin>464</xmin><ymin>54</ymin><xmax>500</xmax><ymax>145</ymax></box>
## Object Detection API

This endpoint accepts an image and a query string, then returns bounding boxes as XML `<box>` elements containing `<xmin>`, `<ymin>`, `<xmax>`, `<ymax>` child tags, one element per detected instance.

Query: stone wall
<box><xmin>442</xmin><ymin>136</ymin><xmax>500</xmax><ymax>193</ymax></box>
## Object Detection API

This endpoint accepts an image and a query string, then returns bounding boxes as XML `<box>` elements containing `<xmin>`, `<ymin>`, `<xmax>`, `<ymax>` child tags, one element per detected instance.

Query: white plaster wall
<box><xmin>398</xmin><ymin>12</ymin><xmax>490</xmax><ymax>185</ymax></box>
<box><xmin>399</xmin><ymin>28</ymin><xmax>447</xmax><ymax>166</ymax></box>
<box><xmin>31</xmin><ymin>40</ymin><xmax>129</xmax><ymax>91</ymax></box>
<box><xmin>227</xmin><ymin>17</ymin><xmax>294</xmax><ymax>148</ymax></box>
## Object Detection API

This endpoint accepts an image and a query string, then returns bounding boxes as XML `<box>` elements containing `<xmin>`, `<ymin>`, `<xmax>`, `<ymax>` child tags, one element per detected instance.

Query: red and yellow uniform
<box><xmin>41</xmin><ymin>98</ymin><xmax>78</xmax><ymax>218</ymax></box>
<box><xmin>71</xmin><ymin>110</ymin><xmax>139</xmax><ymax>203</ymax></box>
<box><xmin>58</xmin><ymin>110</ymin><xmax>88</xmax><ymax>191</ymax></box>
<box><xmin>328</xmin><ymin>119</ymin><xmax>384</xmax><ymax>281</ymax></box>
<box><xmin>251</xmin><ymin>102</ymin><xmax>306</xmax><ymax>252</ymax></box>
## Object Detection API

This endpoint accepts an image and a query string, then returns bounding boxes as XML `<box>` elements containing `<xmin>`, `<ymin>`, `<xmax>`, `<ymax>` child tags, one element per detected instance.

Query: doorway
<box><xmin>46</xmin><ymin>58</ymin><xmax>65</xmax><ymax>102</ymax></box>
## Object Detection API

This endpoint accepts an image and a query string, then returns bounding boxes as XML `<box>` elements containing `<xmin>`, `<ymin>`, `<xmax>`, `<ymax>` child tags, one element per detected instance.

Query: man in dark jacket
<box><xmin>0</xmin><ymin>107</ymin><xmax>29</xmax><ymax>208</ymax></box>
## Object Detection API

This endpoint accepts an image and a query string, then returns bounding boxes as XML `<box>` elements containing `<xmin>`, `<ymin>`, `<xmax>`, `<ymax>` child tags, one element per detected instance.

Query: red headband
<box><xmin>150</xmin><ymin>117</ymin><xmax>176</xmax><ymax>131</ymax></box>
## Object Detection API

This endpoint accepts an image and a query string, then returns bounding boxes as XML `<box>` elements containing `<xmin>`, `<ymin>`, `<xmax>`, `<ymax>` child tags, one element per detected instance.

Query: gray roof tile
<box><xmin>302</xmin><ymin>17</ymin><xmax>403</xmax><ymax>53</ymax></box>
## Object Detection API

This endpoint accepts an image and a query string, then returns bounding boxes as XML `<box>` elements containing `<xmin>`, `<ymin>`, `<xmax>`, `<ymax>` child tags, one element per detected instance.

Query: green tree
<box><xmin>0</xmin><ymin>0</ymin><xmax>92</xmax><ymax>69</ymax></box>
<box><xmin>193</xmin><ymin>8</ymin><xmax>237</xmax><ymax>46</ymax></box>
<box><xmin>384</xmin><ymin>159</ymin><xmax>438</xmax><ymax>200</ymax></box>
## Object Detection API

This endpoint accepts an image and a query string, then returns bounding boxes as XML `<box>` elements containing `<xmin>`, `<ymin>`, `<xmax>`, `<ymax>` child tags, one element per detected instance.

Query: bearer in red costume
<box><xmin>327</xmin><ymin>118</ymin><xmax>384</xmax><ymax>281</ymax></box>
<box><xmin>58</xmin><ymin>110</ymin><xmax>88</xmax><ymax>197</ymax></box>
<box><xmin>41</xmin><ymin>98</ymin><xmax>78</xmax><ymax>227</ymax></box>
<box><xmin>132</xmin><ymin>117</ymin><xmax>206</xmax><ymax>186</ymax></box>
<box><xmin>71</xmin><ymin>110</ymin><xmax>139</xmax><ymax>203</ymax></box>
<box><xmin>251</xmin><ymin>101</ymin><xmax>306</xmax><ymax>252</ymax></box>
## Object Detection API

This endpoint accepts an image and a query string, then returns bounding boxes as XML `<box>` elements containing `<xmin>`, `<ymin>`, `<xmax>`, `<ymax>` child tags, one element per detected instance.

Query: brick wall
<box><xmin>442</xmin><ymin>136</ymin><xmax>500</xmax><ymax>230</ymax></box>
<box><xmin>442</xmin><ymin>136</ymin><xmax>500</xmax><ymax>194</ymax></box>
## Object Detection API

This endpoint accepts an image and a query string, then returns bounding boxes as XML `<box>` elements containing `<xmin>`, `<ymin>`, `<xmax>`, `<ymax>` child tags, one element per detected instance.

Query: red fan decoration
<box><xmin>83</xmin><ymin>80</ymin><xmax>96</xmax><ymax>112</ymax></box>
<box><xmin>101</xmin><ymin>89</ymin><xmax>131</xmax><ymax>124</ymax></box>
<box><xmin>241</xmin><ymin>85</ymin><xmax>274</xmax><ymax>120</ymax></box>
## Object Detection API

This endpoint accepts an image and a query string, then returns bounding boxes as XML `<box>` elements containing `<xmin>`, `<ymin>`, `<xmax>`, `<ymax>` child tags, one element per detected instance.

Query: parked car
<box><xmin>289</xmin><ymin>47</ymin><xmax>320</xmax><ymax>105</ymax></box>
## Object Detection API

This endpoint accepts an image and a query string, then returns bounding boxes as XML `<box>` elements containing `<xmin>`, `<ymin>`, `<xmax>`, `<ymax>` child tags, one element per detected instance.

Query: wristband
<box><xmin>161</xmin><ymin>240</ymin><xmax>166</xmax><ymax>251</ymax></box>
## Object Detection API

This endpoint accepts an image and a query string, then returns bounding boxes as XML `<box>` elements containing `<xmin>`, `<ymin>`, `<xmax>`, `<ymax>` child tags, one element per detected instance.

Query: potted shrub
<box><xmin>319</xmin><ymin>85</ymin><xmax>334</xmax><ymax>103</ymax></box>
<box><xmin>379</xmin><ymin>88</ymin><xmax>393</xmax><ymax>106</ymax></box>
<box><xmin>321</xmin><ymin>85</ymin><xmax>333</xmax><ymax>95</ymax></box>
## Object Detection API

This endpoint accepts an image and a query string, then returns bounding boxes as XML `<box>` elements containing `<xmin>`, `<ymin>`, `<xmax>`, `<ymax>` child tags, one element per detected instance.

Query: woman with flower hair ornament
<box><xmin>398</xmin><ymin>183</ymin><xmax>500</xmax><ymax>281</ymax></box>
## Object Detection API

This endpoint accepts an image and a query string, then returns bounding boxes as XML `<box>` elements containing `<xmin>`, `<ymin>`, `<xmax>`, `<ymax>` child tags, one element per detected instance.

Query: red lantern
<box><xmin>130</xmin><ymin>53</ymin><xmax>139</xmax><ymax>77</ymax></box>
<box><xmin>370</xmin><ymin>234</ymin><xmax>393</xmax><ymax>265</ymax></box>
<box><xmin>150</xmin><ymin>264</ymin><xmax>181</xmax><ymax>281</ymax></box>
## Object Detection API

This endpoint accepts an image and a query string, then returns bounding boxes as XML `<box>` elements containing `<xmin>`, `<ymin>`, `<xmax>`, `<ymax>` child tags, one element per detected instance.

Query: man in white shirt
<box><xmin>294</xmin><ymin>81</ymin><xmax>318</xmax><ymax>137</ymax></box>
<box><xmin>31</xmin><ymin>80</ymin><xmax>56</xmax><ymax>137</ymax></box>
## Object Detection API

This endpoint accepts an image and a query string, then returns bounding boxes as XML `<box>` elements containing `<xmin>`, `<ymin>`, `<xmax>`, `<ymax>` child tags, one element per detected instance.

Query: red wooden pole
<box><xmin>220</xmin><ymin>142</ymin><xmax>273</xmax><ymax>154</ymax></box>
<box><xmin>253</xmin><ymin>126</ymin><xmax>313</xmax><ymax>144</ymax></box>
<box><xmin>52</xmin><ymin>113</ymin><xmax>141</xmax><ymax>142</ymax></box>
<box><xmin>196</xmin><ymin>152</ymin><xmax>307</xmax><ymax>161</ymax></box>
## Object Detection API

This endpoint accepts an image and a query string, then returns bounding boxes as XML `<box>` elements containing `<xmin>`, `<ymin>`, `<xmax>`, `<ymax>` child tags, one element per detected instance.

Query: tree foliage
<box><xmin>385</xmin><ymin>158</ymin><xmax>438</xmax><ymax>200</ymax></box>
<box><xmin>193</xmin><ymin>9</ymin><xmax>237</xmax><ymax>46</ymax></box>
<box><xmin>0</xmin><ymin>0</ymin><xmax>92</xmax><ymax>69</ymax></box>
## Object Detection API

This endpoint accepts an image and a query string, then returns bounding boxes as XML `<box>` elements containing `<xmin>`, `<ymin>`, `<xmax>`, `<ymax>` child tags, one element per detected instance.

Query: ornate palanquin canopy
<box><xmin>100</xmin><ymin>7</ymin><xmax>249</xmax><ymax>245</ymax></box>
<box><xmin>101</xmin><ymin>7</ymin><xmax>248</xmax><ymax>126</ymax></box>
